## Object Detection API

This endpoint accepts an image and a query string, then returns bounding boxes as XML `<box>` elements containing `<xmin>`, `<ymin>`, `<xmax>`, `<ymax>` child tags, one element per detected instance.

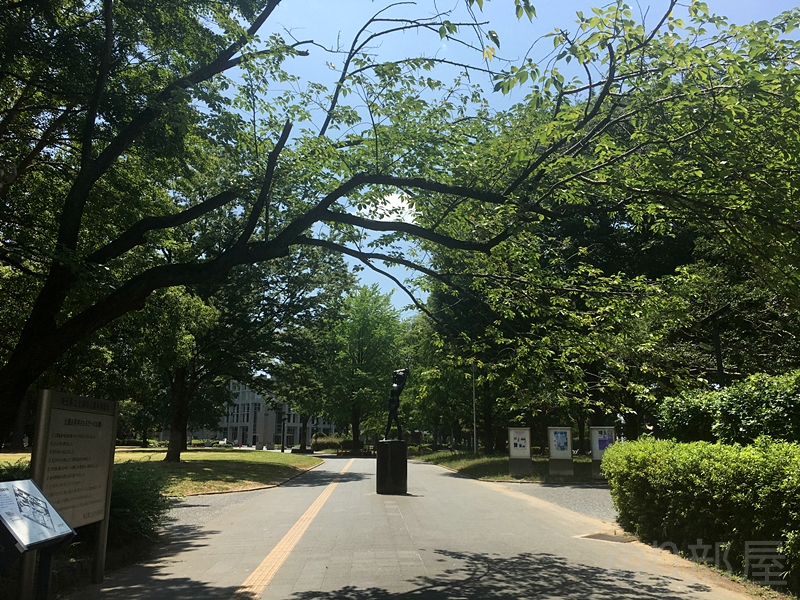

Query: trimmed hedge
<box><xmin>602</xmin><ymin>437</ymin><xmax>800</xmax><ymax>590</ymax></box>
<box><xmin>715</xmin><ymin>372</ymin><xmax>800</xmax><ymax>444</ymax></box>
<box><xmin>657</xmin><ymin>390</ymin><xmax>716</xmax><ymax>442</ymax></box>
<box><xmin>658</xmin><ymin>370</ymin><xmax>800</xmax><ymax>444</ymax></box>
<box><xmin>311</xmin><ymin>435</ymin><xmax>344</xmax><ymax>452</ymax></box>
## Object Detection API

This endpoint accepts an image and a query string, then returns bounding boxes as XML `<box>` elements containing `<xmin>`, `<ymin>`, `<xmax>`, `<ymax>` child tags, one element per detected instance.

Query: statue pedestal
<box><xmin>376</xmin><ymin>440</ymin><xmax>407</xmax><ymax>495</ymax></box>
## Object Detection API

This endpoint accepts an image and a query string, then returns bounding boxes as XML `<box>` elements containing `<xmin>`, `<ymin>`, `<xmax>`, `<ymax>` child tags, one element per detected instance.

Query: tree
<box><xmin>267</xmin><ymin>252</ymin><xmax>353</xmax><ymax>451</ymax></box>
<box><xmin>327</xmin><ymin>285</ymin><xmax>401</xmax><ymax>450</ymax></box>
<box><xmin>2</xmin><ymin>0</ymin><xmax>799</xmax><ymax>442</ymax></box>
<box><xmin>0</xmin><ymin>0</ymin><xmax>509</xmax><ymax>437</ymax></box>
<box><xmin>271</xmin><ymin>323</ymin><xmax>338</xmax><ymax>451</ymax></box>
<box><xmin>128</xmin><ymin>247</ymin><xmax>351</xmax><ymax>462</ymax></box>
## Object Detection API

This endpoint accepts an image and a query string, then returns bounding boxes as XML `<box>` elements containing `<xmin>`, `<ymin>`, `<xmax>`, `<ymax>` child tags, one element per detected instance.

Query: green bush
<box><xmin>108</xmin><ymin>461</ymin><xmax>174</xmax><ymax>545</ymax></box>
<box><xmin>657</xmin><ymin>391</ymin><xmax>716</xmax><ymax>442</ymax></box>
<box><xmin>602</xmin><ymin>437</ymin><xmax>800</xmax><ymax>590</ymax></box>
<box><xmin>0</xmin><ymin>459</ymin><xmax>31</xmax><ymax>481</ymax></box>
<box><xmin>311</xmin><ymin>435</ymin><xmax>342</xmax><ymax>452</ymax></box>
<box><xmin>0</xmin><ymin>458</ymin><xmax>173</xmax><ymax>549</ymax></box>
<box><xmin>714</xmin><ymin>372</ymin><xmax>800</xmax><ymax>444</ymax></box>
<box><xmin>116</xmin><ymin>438</ymin><xmax>144</xmax><ymax>446</ymax></box>
<box><xmin>658</xmin><ymin>370</ymin><xmax>800</xmax><ymax>444</ymax></box>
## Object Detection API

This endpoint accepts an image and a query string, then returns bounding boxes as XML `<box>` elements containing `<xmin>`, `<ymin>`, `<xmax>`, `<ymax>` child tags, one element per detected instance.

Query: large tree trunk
<box><xmin>481</xmin><ymin>381</ymin><xmax>494</xmax><ymax>454</ymax></box>
<box><xmin>481</xmin><ymin>406</ymin><xmax>493</xmax><ymax>454</ymax></box>
<box><xmin>0</xmin><ymin>364</ymin><xmax>45</xmax><ymax>444</ymax></box>
<box><xmin>623</xmin><ymin>396</ymin><xmax>640</xmax><ymax>441</ymax></box>
<box><xmin>0</xmin><ymin>271</ymin><xmax>150</xmax><ymax>438</ymax></box>
<box><xmin>494</xmin><ymin>429</ymin><xmax>506</xmax><ymax>454</ymax></box>
<box><xmin>299</xmin><ymin>415</ymin><xmax>309</xmax><ymax>451</ymax></box>
<box><xmin>350</xmin><ymin>405</ymin><xmax>361</xmax><ymax>453</ymax></box>
<box><xmin>165</xmin><ymin>368</ymin><xmax>191</xmax><ymax>463</ymax></box>
<box><xmin>10</xmin><ymin>393</ymin><xmax>31</xmax><ymax>450</ymax></box>
<box><xmin>432</xmin><ymin>414</ymin><xmax>440</xmax><ymax>452</ymax></box>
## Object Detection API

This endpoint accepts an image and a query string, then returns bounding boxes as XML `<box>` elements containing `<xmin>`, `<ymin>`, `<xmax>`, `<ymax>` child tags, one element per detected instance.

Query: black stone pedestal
<box><xmin>377</xmin><ymin>440</ymin><xmax>407</xmax><ymax>495</ymax></box>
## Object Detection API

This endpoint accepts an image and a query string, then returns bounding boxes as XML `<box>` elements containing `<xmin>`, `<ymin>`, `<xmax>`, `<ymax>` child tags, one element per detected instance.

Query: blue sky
<box><xmin>261</xmin><ymin>1</ymin><xmax>800</xmax><ymax>315</ymax></box>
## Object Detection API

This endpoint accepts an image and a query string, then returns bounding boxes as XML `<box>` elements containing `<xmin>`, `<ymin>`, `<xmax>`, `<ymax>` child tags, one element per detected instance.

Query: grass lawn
<box><xmin>417</xmin><ymin>451</ymin><xmax>595</xmax><ymax>483</ymax></box>
<box><xmin>0</xmin><ymin>447</ymin><xmax>322</xmax><ymax>496</ymax></box>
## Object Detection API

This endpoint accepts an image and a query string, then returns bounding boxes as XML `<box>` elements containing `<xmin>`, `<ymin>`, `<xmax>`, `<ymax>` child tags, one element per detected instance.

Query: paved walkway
<box><xmin>70</xmin><ymin>457</ymin><xmax>754</xmax><ymax>599</ymax></box>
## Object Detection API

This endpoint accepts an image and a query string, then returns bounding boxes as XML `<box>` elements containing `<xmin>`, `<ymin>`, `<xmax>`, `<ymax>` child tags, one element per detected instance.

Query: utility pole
<box><xmin>472</xmin><ymin>362</ymin><xmax>477</xmax><ymax>454</ymax></box>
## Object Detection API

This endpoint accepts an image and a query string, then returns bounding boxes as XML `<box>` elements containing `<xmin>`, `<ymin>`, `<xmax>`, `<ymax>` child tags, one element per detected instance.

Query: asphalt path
<box><xmin>71</xmin><ymin>457</ymin><xmax>754</xmax><ymax>599</ymax></box>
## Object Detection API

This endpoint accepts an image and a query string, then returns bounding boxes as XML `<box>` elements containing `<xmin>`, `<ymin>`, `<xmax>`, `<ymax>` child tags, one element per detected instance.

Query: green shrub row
<box><xmin>602</xmin><ymin>437</ymin><xmax>800</xmax><ymax>590</ymax></box>
<box><xmin>658</xmin><ymin>370</ymin><xmax>800</xmax><ymax>444</ymax></box>
<box><xmin>311</xmin><ymin>435</ymin><xmax>346</xmax><ymax>452</ymax></box>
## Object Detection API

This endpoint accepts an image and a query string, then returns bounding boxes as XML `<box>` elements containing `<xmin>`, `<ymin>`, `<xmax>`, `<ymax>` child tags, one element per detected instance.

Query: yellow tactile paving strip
<box><xmin>230</xmin><ymin>458</ymin><xmax>355</xmax><ymax>600</ymax></box>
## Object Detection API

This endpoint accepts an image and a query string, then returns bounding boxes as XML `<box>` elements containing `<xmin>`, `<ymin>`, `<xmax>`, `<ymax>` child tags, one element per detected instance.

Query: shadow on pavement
<box><xmin>435</xmin><ymin>468</ymin><xmax>612</xmax><ymax>490</ymax></box>
<box><xmin>283</xmin><ymin>469</ymin><xmax>369</xmax><ymax>487</ymax></box>
<box><xmin>63</xmin><ymin>524</ymin><xmax>243</xmax><ymax>600</ymax></box>
<box><xmin>538</xmin><ymin>482</ymin><xmax>611</xmax><ymax>489</ymax></box>
<box><xmin>286</xmin><ymin>550</ymin><xmax>710</xmax><ymax>599</ymax></box>
<box><xmin>76</xmin><ymin>575</ymin><xmax>243</xmax><ymax>600</ymax></box>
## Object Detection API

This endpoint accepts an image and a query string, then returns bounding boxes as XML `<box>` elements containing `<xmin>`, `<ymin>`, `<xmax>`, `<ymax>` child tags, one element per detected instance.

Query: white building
<box><xmin>202</xmin><ymin>381</ymin><xmax>336</xmax><ymax>449</ymax></box>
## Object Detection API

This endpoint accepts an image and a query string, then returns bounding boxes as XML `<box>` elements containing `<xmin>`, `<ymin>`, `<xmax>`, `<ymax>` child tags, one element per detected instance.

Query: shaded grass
<box><xmin>1</xmin><ymin>447</ymin><xmax>322</xmax><ymax>496</ymax></box>
<box><xmin>418</xmin><ymin>451</ymin><xmax>594</xmax><ymax>483</ymax></box>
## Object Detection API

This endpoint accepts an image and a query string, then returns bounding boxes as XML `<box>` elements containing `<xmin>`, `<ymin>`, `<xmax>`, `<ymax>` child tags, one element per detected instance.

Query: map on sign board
<box><xmin>0</xmin><ymin>479</ymin><xmax>73</xmax><ymax>550</ymax></box>
<box><xmin>553</xmin><ymin>430</ymin><xmax>569</xmax><ymax>452</ymax></box>
<box><xmin>598</xmin><ymin>431</ymin><xmax>614</xmax><ymax>451</ymax></box>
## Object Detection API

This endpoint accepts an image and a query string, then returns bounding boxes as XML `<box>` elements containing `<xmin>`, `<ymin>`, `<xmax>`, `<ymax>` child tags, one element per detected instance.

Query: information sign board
<box><xmin>32</xmin><ymin>391</ymin><xmax>117</xmax><ymax>528</ymax></box>
<box><xmin>590</xmin><ymin>427</ymin><xmax>616</xmax><ymax>460</ymax></box>
<box><xmin>508</xmin><ymin>428</ymin><xmax>531</xmax><ymax>459</ymax></box>
<box><xmin>548</xmin><ymin>427</ymin><xmax>572</xmax><ymax>460</ymax></box>
<box><xmin>0</xmin><ymin>479</ymin><xmax>73</xmax><ymax>551</ymax></box>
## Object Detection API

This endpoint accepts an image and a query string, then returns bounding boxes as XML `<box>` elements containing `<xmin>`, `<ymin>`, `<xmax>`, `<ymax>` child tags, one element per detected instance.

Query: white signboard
<box><xmin>508</xmin><ymin>428</ymin><xmax>531</xmax><ymax>459</ymax></box>
<box><xmin>0</xmin><ymin>479</ymin><xmax>73</xmax><ymax>550</ymax></box>
<box><xmin>548</xmin><ymin>427</ymin><xmax>572</xmax><ymax>460</ymax></box>
<box><xmin>33</xmin><ymin>392</ymin><xmax>117</xmax><ymax>528</ymax></box>
<box><xmin>590</xmin><ymin>427</ymin><xmax>616</xmax><ymax>460</ymax></box>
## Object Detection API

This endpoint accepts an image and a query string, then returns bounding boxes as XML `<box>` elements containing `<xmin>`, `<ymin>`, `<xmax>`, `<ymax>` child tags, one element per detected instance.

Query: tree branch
<box><xmin>320</xmin><ymin>209</ymin><xmax>511</xmax><ymax>253</ymax></box>
<box><xmin>85</xmin><ymin>189</ymin><xmax>242</xmax><ymax>265</ymax></box>
<box><xmin>80</xmin><ymin>0</ymin><xmax>114</xmax><ymax>170</ymax></box>
<box><xmin>234</xmin><ymin>119</ymin><xmax>292</xmax><ymax>248</ymax></box>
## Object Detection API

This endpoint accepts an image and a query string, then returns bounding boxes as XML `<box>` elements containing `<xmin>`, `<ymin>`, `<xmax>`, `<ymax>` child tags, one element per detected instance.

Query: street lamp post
<box><xmin>281</xmin><ymin>413</ymin><xmax>287</xmax><ymax>453</ymax></box>
<box><xmin>273</xmin><ymin>404</ymin><xmax>285</xmax><ymax>452</ymax></box>
<box><xmin>472</xmin><ymin>362</ymin><xmax>477</xmax><ymax>454</ymax></box>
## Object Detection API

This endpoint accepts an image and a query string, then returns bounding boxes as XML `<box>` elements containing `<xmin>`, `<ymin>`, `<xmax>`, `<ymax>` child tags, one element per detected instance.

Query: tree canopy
<box><xmin>1</xmin><ymin>0</ymin><xmax>799</xmax><ymax>443</ymax></box>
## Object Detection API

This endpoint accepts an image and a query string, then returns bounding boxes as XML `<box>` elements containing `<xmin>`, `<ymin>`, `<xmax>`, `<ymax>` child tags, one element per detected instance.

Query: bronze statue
<box><xmin>385</xmin><ymin>360</ymin><xmax>409</xmax><ymax>440</ymax></box>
